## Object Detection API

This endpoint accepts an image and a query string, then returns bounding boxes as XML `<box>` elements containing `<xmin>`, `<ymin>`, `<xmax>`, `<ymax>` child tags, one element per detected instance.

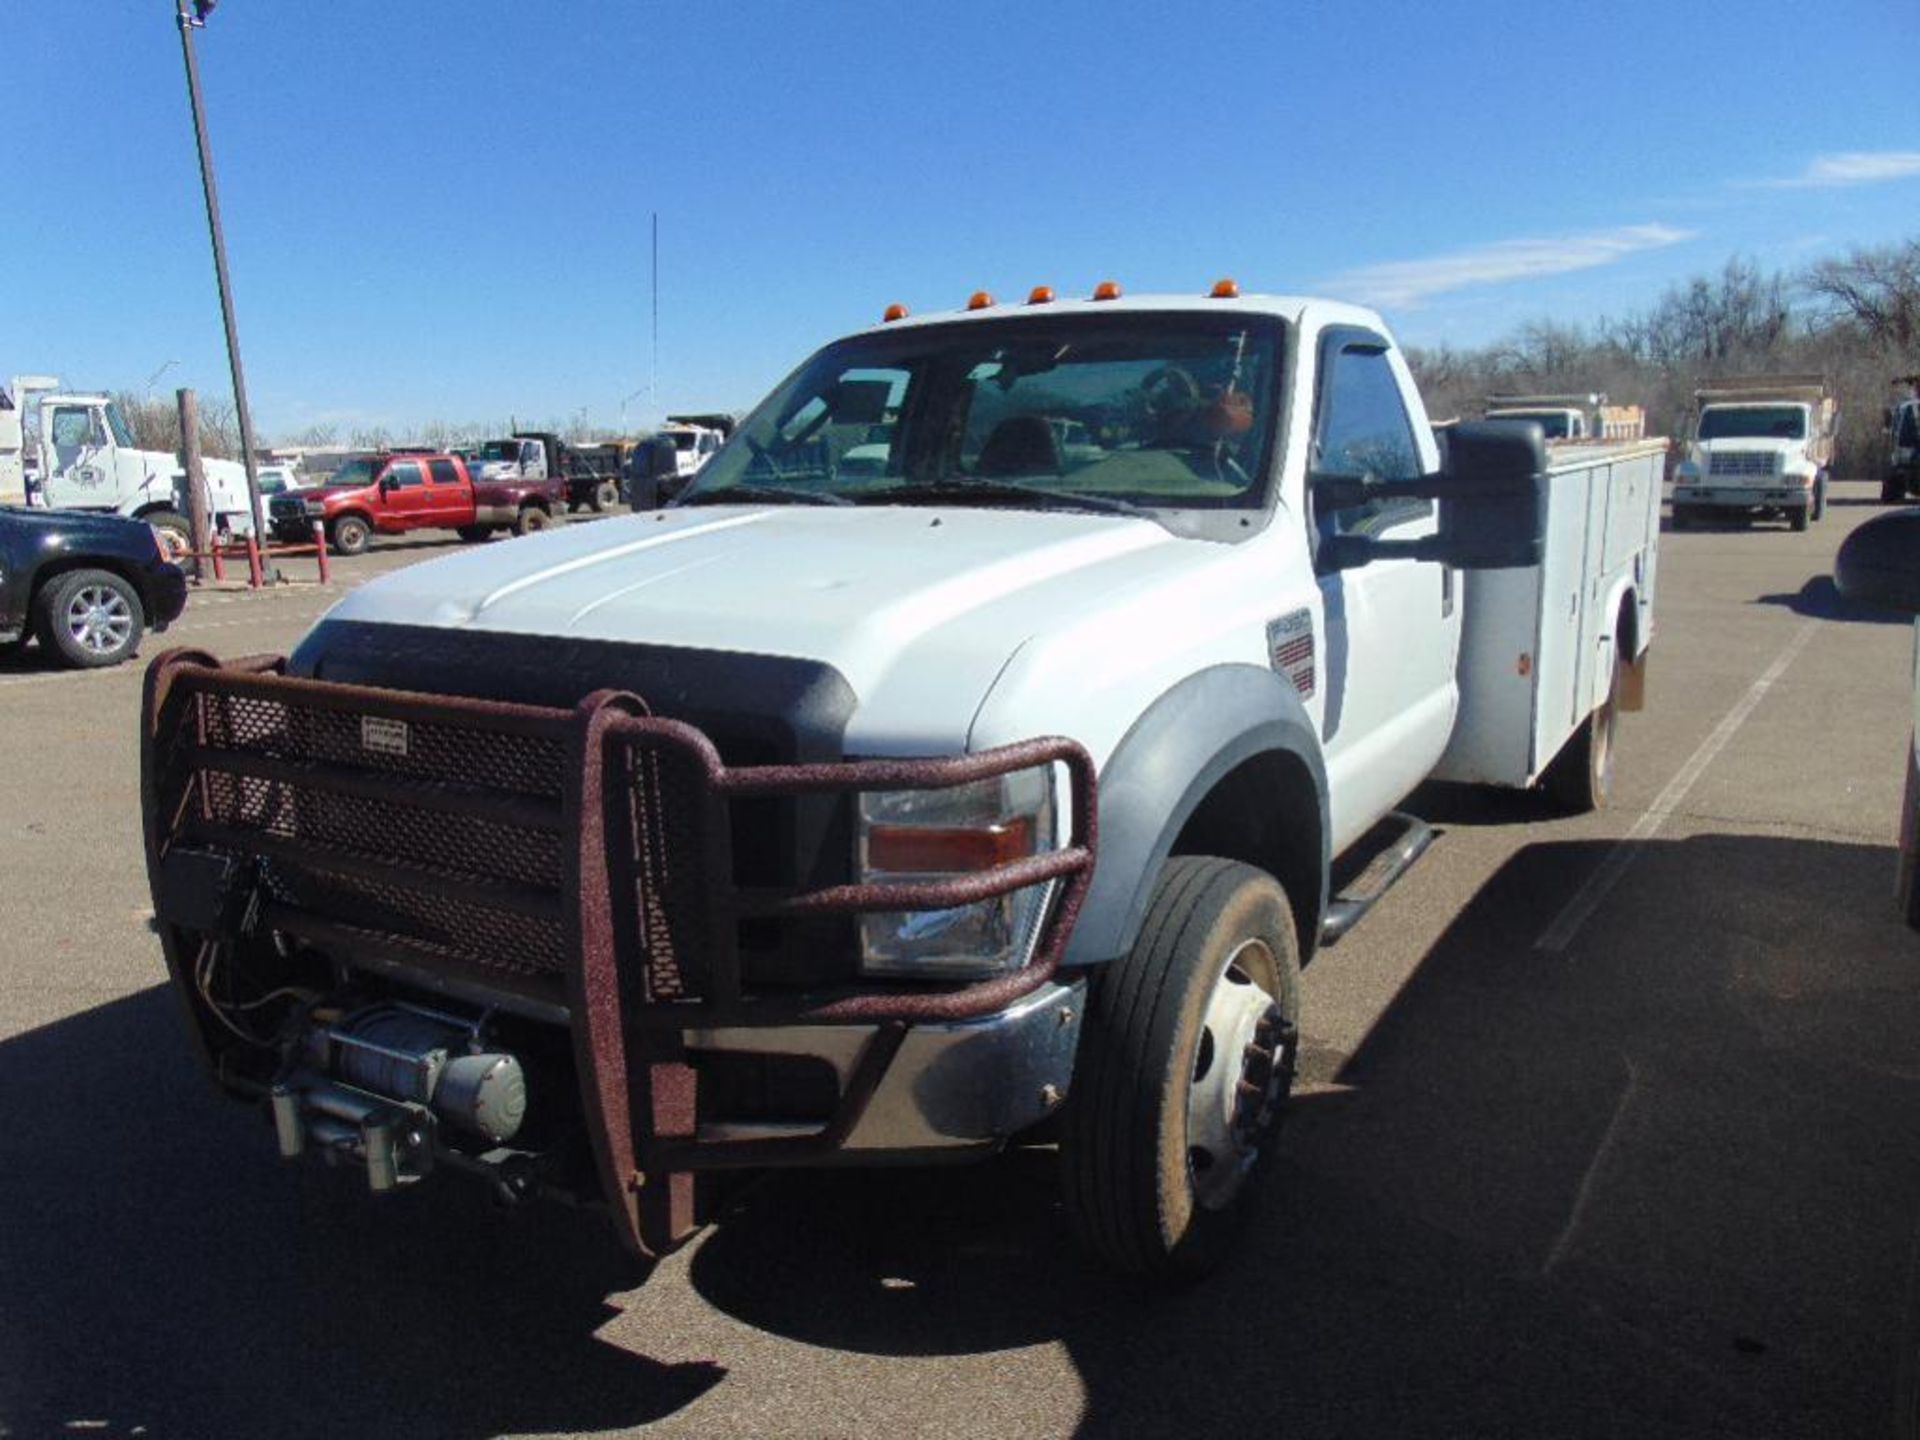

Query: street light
<box><xmin>143</xmin><ymin>358</ymin><xmax>180</xmax><ymax>399</ymax></box>
<box><xmin>173</xmin><ymin>0</ymin><xmax>267</xmax><ymax>549</ymax></box>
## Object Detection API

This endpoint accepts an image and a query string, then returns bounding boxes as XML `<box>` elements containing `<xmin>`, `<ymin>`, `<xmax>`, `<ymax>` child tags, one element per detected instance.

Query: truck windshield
<box><xmin>324</xmin><ymin>458</ymin><xmax>380</xmax><ymax>486</ymax></box>
<box><xmin>1699</xmin><ymin>406</ymin><xmax>1806</xmax><ymax>440</ymax></box>
<box><xmin>104</xmin><ymin>402</ymin><xmax>136</xmax><ymax>448</ymax></box>
<box><xmin>683</xmin><ymin>312</ymin><xmax>1284</xmax><ymax>512</ymax></box>
<box><xmin>478</xmin><ymin>441</ymin><xmax>519</xmax><ymax>461</ymax></box>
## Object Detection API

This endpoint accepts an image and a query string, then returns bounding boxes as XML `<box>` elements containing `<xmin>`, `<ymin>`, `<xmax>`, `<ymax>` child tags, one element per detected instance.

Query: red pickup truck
<box><xmin>268</xmin><ymin>453</ymin><xmax>568</xmax><ymax>556</ymax></box>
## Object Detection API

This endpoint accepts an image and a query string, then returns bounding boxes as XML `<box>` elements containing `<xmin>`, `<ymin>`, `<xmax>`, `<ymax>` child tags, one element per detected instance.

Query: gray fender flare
<box><xmin>1064</xmin><ymin>663</ymin><xmax>1329</xmax><ymax>968</ymax></box>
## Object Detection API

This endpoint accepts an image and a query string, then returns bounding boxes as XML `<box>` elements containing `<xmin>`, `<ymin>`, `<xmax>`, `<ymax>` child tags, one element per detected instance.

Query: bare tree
<box><xmin>1804</xmin><ymin>240</ymin><xmax>1920</xmax><ymax>352</ymax></box>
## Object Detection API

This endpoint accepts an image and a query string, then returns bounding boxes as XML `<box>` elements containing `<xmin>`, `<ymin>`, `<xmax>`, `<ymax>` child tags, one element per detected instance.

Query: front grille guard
<box><xmin>140</xmin><ymin>649</ymin><xmax>1097</xmax><ymax>1255</ymax></box>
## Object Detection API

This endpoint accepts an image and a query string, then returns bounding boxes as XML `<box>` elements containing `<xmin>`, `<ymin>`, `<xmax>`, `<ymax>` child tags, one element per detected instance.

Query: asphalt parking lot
<box><xmin>1</xmin><ymin>489</ymin><xmax>1916</xmax><ymax>1440</ymax></box>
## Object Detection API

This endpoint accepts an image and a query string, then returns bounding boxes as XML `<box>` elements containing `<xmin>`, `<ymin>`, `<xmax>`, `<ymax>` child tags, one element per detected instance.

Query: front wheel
<box><xmin>590</xmin><ymin>480</ymin><xmax>619</xmax><ymax>513</ymax></box>
<box><xmin>1789</xmin><ymin>504</ymin><xmax>1810</xmax><ymax>533</ymax></box>
<box><xmin>35</xmin><ymin>568</ymin><xmax>146</xmax><ymax>668</ymax></box>
<box><xmin>329</xmin><ymin>514</ymin><xmax>372</xmax><ymax>556</ymax></box>
<box><xmin>1061</xmin><ymin>857</ymin><xmax>1301</xmax><ymax>1282</ymax></box>
<box><xmin>456</xmin><ymin>525</ymin><xmax>494</xmax><ymax>544</ymax></box>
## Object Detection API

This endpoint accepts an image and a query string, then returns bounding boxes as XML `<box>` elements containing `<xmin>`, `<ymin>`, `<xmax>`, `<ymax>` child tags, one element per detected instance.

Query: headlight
<box><xmin>856</xmin><ymin>765</ymin><xmax>1058</xmax><ymax>979</ymax></box>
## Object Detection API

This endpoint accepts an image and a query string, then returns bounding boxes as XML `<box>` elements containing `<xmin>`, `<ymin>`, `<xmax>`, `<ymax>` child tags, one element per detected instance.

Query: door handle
<box><xmin>1441</xmin><ymin>567</ymin><xmax>1455</xmax><ymax>619</ymax></box>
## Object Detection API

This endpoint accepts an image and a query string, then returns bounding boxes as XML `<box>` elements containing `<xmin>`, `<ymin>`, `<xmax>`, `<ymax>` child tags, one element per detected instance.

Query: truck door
<box><xmin>378</xmin><ymin>460</ymin><xmax>430</xmax><ymax>527</ymax></box>
<box><xmin>40</xmin><ymin>401</ymin><xmax>116</xmax><ymax>510</ymax></box>
<box><xmin>425</xmin><ymin>458</ymin><xmax>469</xmax><ymax>525</ymax></box>
<box><xmin>1309</xmin><ymin>331</ymin><xmax>1460</xmax><ymax>848</ymax></box>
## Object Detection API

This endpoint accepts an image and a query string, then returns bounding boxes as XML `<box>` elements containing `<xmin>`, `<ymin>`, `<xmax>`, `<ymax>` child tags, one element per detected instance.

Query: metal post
<box><xmin>174</xmin><ymin>0</ymin><xmax>268</xmax><ymax>549</ymax></box>
<box><xmin>312</xmin><ymin>518</ymin><xmax>331</xmax><ymax>585</ymax></box>
<box><xmin>175</xmin><ymin>387</ymin><xmax>211</xmax><ymax>578</ymax></box>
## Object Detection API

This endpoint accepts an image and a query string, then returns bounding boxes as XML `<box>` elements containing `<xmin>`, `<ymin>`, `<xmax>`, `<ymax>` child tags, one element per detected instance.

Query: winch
<box><xmin>271</xmin><ymin>1000</ymin><xmax>529</xmax><ymax>1192</ymax></box>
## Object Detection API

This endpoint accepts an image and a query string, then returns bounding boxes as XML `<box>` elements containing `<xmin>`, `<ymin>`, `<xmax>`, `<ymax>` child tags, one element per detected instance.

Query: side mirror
<box><xmin>378</xmin><ymin>474</ymin><xmax>398</xmax><ymax>494</ymax></box>
<box><xmin>1311</xmin><ymin>420</ymin><xmax>1546</xmax><ymax>572</ymax></box>
<box><xmin>1834</xmin><ymin>510</ymin><xmax>1920</xmax><ymax>614</ymax></box>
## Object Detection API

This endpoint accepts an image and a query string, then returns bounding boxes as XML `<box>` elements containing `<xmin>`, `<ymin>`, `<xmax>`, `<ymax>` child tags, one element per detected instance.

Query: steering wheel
<box><xmin>1140</xmin><ymin>365</ymin><xmax>1201</xmax><ymax>418</ymax></box>
<box><xmin>744</xmin><ymin>435</ymin><xmax>787</xmax><ymax>480</ymax></box>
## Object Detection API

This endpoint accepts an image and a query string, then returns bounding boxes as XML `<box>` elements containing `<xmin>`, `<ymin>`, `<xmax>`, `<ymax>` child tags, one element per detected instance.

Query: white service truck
<box><xmin>140</xmin><ymin>285</ymin><xmax>1664</xmax><ymax>1280</ymax></box>
<box><xmin>1671</xmin><ymin>374</ymin><xmax>1836</xmax><ymax>530</ymax></box>
<box><xmin>0</xmin><ymin>376</ymin><xmax>255</xmax><ymax>549</ymax></box>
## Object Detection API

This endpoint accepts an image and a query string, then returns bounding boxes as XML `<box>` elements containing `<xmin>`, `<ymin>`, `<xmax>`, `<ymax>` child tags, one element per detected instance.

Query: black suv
<box><xmin>0</xmin><ymin>507</ymin><xmax>189</xmax><ymax>667</ymax></box>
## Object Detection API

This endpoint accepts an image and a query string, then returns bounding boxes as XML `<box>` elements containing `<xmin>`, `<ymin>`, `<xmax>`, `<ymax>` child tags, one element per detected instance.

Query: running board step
<box><xmin>1319</xmin><ymin>811</ymin><xmax>1434</xmax><ymax>947</ymax></box>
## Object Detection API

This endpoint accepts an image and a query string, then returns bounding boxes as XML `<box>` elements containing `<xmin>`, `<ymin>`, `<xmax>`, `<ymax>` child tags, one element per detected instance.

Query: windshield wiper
<box><xmin>679</xmin><ymin>484</ymin><xmax>850</xmax><ymax>507</ymax></box>
<box><xmin>852</xmin><ymin>480</ymin><xmax>1149</xmax><ymax>518</ymax></box>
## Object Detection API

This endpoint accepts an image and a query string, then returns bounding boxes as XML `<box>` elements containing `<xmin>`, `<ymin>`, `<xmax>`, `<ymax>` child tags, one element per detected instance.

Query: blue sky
<box><xmin>6</xmin><ymin>1</ymin><xmax>1917</xmax><ymax>439</ymax></box>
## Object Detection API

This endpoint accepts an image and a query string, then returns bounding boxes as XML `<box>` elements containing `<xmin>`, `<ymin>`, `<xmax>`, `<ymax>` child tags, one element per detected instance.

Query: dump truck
<box><xmin>1671</xmin><ymin>374</ymin><xmax>1835</xmax><ymax>530</ymax></box>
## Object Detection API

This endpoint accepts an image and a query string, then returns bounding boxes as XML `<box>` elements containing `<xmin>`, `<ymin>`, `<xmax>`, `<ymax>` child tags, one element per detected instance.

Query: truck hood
<box><xmin>321</xmin><ymin>504</ymin><xmax>1177</xmax><ymax>744</ymax></box>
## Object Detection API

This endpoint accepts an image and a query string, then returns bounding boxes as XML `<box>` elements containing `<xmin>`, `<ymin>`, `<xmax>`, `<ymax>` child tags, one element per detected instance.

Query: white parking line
<box><xmin>1534</xmin><ymin>620</ymin><xmax>1818</xmax><ymax>956</ymax></box>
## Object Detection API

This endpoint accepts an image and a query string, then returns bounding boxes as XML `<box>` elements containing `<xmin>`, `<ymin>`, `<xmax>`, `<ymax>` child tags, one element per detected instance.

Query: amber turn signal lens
<box><xmin>866</xmin><ymin>817</ymin><xmax>1036</xmax><ymax>874</ymax></box>
<box><xmin>1027</xmin><ymin>285</ymin><xmax>1055</xmax><ymax>305</ymax></box>
<box><xmin>966</xmin><ymin>290</ymin><xmax>996</xmax><ymax>311</ymax></box>
<box><xmin>1091</xmin><ymin>280</ymin><xmax>1123</xmax><ymax>301</ymax></box>
<box><xmin>882</xmin><ymin>302</ymin><xmax>909</xmax><ymax>322</ymax></box>
<box><xmin>1210</xmin><ymin>277</ymin><xmax>1241</xmax><ymax>299</ymax></box>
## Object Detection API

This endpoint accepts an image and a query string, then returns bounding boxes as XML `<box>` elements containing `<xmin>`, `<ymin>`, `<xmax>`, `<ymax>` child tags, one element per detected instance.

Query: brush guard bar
<box><xmin>140</xmin><ymin>649</ymin><xmax>1096</xmax><ymax>1255</ymax></box>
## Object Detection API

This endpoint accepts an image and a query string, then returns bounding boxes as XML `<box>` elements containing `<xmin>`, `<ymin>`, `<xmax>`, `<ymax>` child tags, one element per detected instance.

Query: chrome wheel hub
<box><xmin>1185</xmin><ymin>939</ymin><xmax>1296</xmax><ymax>1211</ymax></box>
<box><xmin>66</xmin><ymin>586</ymin><xmax>133</xmax><ymax>655</ymax></box>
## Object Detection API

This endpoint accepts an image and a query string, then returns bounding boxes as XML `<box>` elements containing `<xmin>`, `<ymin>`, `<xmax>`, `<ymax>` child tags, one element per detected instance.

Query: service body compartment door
<box><xmin>1435</xmin><ymin>441</ymin><xmax>1667</xmax><ymax>788</ymax></box>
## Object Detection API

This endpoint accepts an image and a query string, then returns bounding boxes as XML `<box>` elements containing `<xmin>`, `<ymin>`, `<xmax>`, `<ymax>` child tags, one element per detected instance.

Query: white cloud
<box><xmin>1762</xmin><ymin>151</ymin><xmax>1920</xmax><ymax>188</ymax></box>
<box><xmin>1322</xmin><ymin>223</ymin><xmax>1695</xmax><ymax>309</ymax></box>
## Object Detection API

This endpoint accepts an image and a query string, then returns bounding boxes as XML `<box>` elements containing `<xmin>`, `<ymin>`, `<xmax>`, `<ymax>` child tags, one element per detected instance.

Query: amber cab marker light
<box><xmin>1210</xmin><ymin>277</ymin><xmax>1241</xmax><ymax>299</ymax></box>
<box><xmin>966</xmin><ymin>290</ymin><xmax>996</xmax><ymax>311</ymax></box>
<box><xmin>1092</xmin><ymin>280</ymin><xmax>1123</xmax><ymax>301</ymax></box>
<box><xmin>1027</xmin><ymin>285</ymin><xmax>1056</xmax><ymax>305</ymax></box>
<box><xmin>882</xmin><ymin>302</ymin><xmax>909</xmax><ymax>323</ymax></box>
<box><xmin>867</xmin><ymin>816</ymin><xmax>1037</xmax><ymax>874</ymax></box>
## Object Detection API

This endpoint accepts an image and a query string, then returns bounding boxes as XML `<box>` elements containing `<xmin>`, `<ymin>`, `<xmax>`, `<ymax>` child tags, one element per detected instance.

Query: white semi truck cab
<box><xmin>139</xmin><ymin>283</ymin><xmax>1665</xmax><ymax>1280</ymax></box>
<box><xmin>1672</xmin><ymin>374</ymin><xmax>1836</xmax><ymax>531</ymax></box>
<box><xmin>0</xmin><ymin>375</ymin><xmax>255</xmax><ymax>546</ymax></box>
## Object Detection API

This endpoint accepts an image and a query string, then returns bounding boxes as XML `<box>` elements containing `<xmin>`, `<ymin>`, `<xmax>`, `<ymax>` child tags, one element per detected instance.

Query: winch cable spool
<box><xmin>314</xmin><ymin>1003</ymin><xmax>529</xmax><ymax>1144</ymax></box>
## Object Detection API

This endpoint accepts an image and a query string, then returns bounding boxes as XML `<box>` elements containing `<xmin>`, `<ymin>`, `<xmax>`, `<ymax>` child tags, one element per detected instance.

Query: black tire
<box><xmin>1789</xmin><ymin>504</ymin><xmax>1810</xmax><ymax>533</ymax></box>
<box><xmin>590</xmin><ymin>480</ymin><xmax>619</xmax><ymax>513</ymax></box>
<box><xmin>1670</xmin><ymin>505</ymin><xmax>1694</xmax><ymax>530</ymax></box>
<box><xmin>1811</xmin><ymin>474</ymin><xmax>1827</xmax><ymax>522</ymax></box>
<box><xmin>34</xmin><ymin>568</ymin><xmax>146</xmax><ymax>668</ymax></box>
<box><xmin>329</xmin><ymin>514</ymin><xmax>372</xmax><ymax>556</ymax></box>
<box><xmin>148</xmin><ymin>510</ymin><xmax>194</xmax><ymax>564</ymax></box>
<box><xmin>1544</xmin><ymin>639</ymin><xmax>1621</xmax><ymax>812</ymax></box>
<box><xmin>513</xmin><ymin>505</ymin><xmax>552</xmax><ymax>538</ymax></box>
<box><xmin>1886</xmin><ymin>477</ymin><xmax>1907</xmax><ymax>505</ymax></box>
<box><xmin>1061</xmin><ymin>856</ymin><xmax>1302</xmax><ymax>1283</ymax></box>
<box><xmin>456</xmin><ymin>525</ymin><xmax>494</xmax><ymax>544</ymax></box>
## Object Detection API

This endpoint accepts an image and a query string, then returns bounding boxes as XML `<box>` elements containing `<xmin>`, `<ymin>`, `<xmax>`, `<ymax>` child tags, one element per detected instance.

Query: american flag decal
<box><xmin>1267</xmin><ymin>610</ymin><xmax>1316</xmax><ymax>698</ymax></box>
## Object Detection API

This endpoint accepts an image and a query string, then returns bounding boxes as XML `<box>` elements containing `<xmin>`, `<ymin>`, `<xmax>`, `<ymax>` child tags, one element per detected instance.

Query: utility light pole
<box><xmin>174</xmin><ymin>0</ymin><xmax>268</xmax><ymax>549</ymax></box>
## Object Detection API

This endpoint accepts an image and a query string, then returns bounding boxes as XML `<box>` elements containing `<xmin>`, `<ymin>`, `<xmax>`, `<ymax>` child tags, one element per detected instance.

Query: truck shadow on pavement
<box><xmin>1755</xmin><ymin>575</ymin><xmax>1915</xmax><ymax>625</ymax></box>
<box><xmin>0</xmin><ymin>987</ymin><xmax>723</xmax><ymax>1440</ymax></box>
<box><xmin>689</xmin><ymin>831</ymin><xmax>1920</xmax><ymax>1439</ymax></box>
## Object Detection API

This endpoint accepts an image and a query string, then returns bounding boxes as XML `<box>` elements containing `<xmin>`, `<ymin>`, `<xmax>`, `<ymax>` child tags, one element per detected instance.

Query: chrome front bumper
<box><xmin>685</xmin><ymin>979</ymin><xmax>1085</xmax><ymax>1154</ymax></box>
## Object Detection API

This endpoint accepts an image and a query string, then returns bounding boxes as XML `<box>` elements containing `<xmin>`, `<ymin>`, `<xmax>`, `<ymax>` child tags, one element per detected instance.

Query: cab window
<box><xmin>1313</xmin><ymin>342</ymin><xmax>1430</xmax><ymax>539</ymax></box>
<box><xmin>385</xmin><ymin>461</ymin><xmax>426</xmax><ymax>488</ymax></box>
<box><xmin>50</xmin><ymin>406</ymin><xmax>103</xmax><ymax>448</ymax></box>
<box><xmin>427</xmin><ymin>459</ymin><xmax>460</xmax><ymax>486</ymax></box>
